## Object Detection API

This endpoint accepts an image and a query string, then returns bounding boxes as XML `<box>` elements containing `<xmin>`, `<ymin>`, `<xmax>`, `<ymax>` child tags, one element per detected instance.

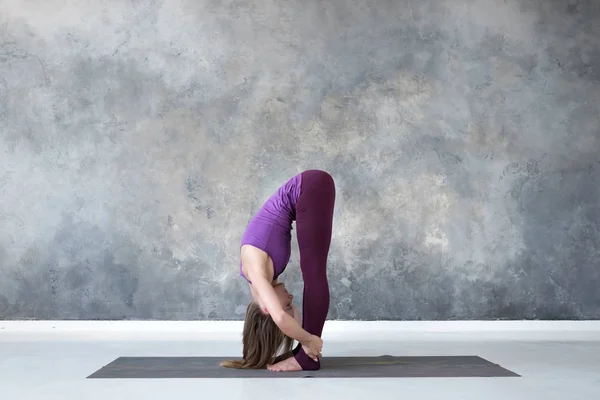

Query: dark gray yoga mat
<box><xmin>87</xmin><ymin>355</ymin><xmax>520</xmax><ymax>378</ymax></box>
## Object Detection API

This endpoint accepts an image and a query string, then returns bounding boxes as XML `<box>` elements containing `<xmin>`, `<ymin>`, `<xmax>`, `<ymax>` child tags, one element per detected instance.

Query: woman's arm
<box><xmin>271</xmin><ymin>304</ymin><xmax>303</xmax><ymax>364</ymax></box>
<box><xmin>292</xmin><ymin>303</ymin><xmax>301</xmax><ymax>324</ymax></box>
<box><xmin>248</xmin><ymin>271</ymin><xmax>313</xmax><ymax>344</ymax></box>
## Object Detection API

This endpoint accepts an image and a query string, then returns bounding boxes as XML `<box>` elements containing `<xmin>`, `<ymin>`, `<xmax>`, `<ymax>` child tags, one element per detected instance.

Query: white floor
<box><xmin>1</xmin><ymin>321</ymin><xmax>599</xmax><ymax>400</ymax></box>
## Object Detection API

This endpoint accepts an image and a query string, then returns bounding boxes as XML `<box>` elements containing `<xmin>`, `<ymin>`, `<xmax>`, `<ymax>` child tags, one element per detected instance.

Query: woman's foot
<box><xmin>267</xmin><ymin>355</ymin><xmax>302</xmax><ymax>372</ymax></box>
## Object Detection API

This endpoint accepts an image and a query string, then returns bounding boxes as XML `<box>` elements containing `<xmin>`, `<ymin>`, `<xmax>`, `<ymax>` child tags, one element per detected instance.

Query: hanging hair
<box><xmin>220</xmin><ymin>301</ymin><xmax>294</xmax><ymax>369</ymax></box>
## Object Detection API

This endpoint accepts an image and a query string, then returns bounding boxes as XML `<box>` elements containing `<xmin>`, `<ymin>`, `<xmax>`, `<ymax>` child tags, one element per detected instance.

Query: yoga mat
<box><xmin>87</xmin><ymin>355</ymin><xmax>520</xmax><ymax>378</ymax></box>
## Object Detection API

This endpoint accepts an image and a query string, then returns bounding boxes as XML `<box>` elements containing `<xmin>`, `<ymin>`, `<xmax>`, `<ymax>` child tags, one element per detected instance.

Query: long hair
<box><xmin>220</xmin><ymin>301</ymin><xmax>294</xmax><ymax>369</ymax></box>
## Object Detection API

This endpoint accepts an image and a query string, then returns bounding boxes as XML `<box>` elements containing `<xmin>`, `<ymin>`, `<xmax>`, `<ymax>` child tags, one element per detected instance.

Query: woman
<box><xmin>221</xmin><ymin>169</ymin><xmax>336</xmax><ymax>372</ymax></box>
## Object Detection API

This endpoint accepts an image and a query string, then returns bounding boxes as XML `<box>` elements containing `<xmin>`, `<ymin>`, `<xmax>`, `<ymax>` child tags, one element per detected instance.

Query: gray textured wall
<box><xmin>1</xmin><ymin>0</ymin><xmax>599</xmax><ymax>320</ymax></box>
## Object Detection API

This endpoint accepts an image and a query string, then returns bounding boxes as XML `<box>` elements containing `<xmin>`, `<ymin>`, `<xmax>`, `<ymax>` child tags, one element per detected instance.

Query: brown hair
<box><xmin>220</xmin><ymin>301</ymin><xmax>293</xmax><ymax>369</ymax></box>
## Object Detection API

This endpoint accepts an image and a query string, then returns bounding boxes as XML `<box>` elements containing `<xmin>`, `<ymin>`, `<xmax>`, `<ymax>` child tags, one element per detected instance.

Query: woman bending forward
<box><xmin>221</xmin><ymin>169</ymin><xmax>336</xmax><ymax>372</ymax></box>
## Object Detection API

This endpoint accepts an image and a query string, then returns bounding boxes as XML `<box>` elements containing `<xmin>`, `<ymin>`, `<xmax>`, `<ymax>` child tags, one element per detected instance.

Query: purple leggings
<box><xmin>292</xmin><ymin>170</ymin><xmax>336</xmax><ymax>370</ymax></box>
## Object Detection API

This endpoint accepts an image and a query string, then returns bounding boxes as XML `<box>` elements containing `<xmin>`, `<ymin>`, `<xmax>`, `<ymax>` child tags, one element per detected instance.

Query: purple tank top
<box><xmin>240</xmin><ymin>173</ymin><xmax>303</xmax><ymax>283</ymax></box>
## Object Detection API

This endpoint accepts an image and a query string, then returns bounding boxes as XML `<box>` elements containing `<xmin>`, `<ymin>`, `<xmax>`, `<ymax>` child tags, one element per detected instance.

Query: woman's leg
<box><xmin>292</xmin><ymin>170</ymin><xmax>336</xmax><ymax>370</ymax></box>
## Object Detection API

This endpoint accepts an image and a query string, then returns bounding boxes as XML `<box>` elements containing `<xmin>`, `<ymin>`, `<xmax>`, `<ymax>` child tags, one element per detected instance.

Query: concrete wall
<box><xmin>1</xmin><ymin>0</ymin><xmax>599</xmax><ymax>320</ymax></box>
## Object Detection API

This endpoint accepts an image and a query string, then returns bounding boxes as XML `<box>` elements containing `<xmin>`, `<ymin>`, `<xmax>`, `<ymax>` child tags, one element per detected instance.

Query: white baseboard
<box><xmin>2</xmin><ymin>319</ymin><xmax>600</xmax><ymax>332</ymax></box>
<box><xmin>1</xmin><ymin>320</ymin><xmax>599</xmax><ymax>341</ymax></box>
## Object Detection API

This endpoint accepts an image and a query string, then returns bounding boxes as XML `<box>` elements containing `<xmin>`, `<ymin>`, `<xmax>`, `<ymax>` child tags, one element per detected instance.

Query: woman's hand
<box><xmin>301</xmin><ymin>335</ymin><xmax>323</xmax><ymax>362</ymax></box>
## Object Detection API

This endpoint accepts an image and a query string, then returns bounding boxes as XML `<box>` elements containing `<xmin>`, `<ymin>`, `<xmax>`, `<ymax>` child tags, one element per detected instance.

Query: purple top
<box><xmin>240</xmin><ymin>173</ymin><xmax>303</xmax><ymax>283</ymax></box>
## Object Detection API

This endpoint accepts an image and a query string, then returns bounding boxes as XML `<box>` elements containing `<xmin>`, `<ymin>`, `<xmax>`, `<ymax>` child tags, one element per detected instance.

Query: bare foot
<box><xmin>267</xmin><ymin>355</ymin><xmax>302</xmax><ymax>372</ymax></box>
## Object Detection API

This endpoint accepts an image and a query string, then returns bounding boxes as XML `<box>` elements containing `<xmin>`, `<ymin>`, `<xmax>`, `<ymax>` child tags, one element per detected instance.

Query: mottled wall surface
<box><xmin>1</xmin><ymin>0</ymin><xmax>599</xmax><ymax>320</ymax></box>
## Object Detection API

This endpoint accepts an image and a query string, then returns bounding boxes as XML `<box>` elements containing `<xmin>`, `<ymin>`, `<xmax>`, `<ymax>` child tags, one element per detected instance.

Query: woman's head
<box><xmin>220</xmin><ymin>300</ymin><xmax>294</xmax><ymax>369</ymax></box>
<box><xmin>253</xmin><ymin>282</ymin><xmax>295</xmax><ymax>316</ymax></box>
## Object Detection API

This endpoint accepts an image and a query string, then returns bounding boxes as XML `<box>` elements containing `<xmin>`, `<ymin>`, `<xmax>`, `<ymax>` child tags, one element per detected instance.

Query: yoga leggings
<box><xmin>292</xmin><ymin>169</ymin><xmax>336</xmax><ymax>370</ymax></box>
